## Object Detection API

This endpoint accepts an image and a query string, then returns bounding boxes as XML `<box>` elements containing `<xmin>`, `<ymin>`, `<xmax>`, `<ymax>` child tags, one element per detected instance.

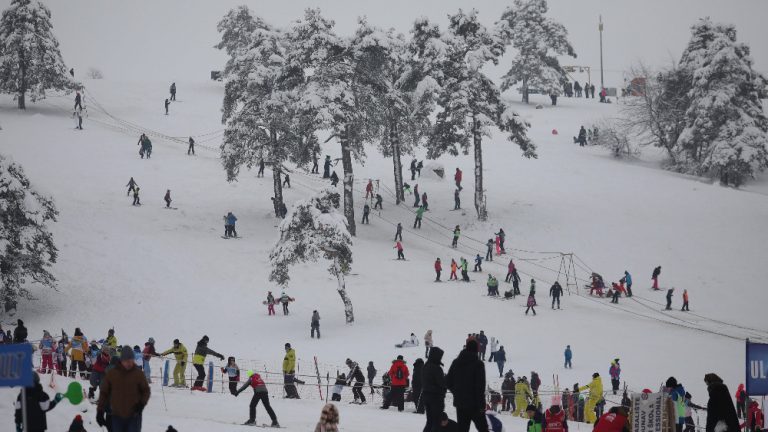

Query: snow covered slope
<box><xmin>1</xmin><ymin>75</ymin><xmax>767</xmax><ymax>430</ymax></box>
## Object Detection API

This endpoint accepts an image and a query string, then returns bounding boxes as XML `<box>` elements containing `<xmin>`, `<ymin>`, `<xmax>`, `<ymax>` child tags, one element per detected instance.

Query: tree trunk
<box><xmin>17</xmin><ymin>62</ymin><xmax>26</xmax><ymax>110</ymax></box>
<box><xmin>390</xmin><ymin>122</ymin><xmax>405</xmax><ymax>205</ymax></box>
<box><xmin>472</xmin><ymin>113</ymin><xmax>486</xmax><ymax>221</ymax></box>
<box><xmin>340</xmin><ymin>125</ymin><xmax>356</xmax><ymax>236</ymax></box>
<box><xmin>332</xmin><ymin>257</ymin><xmax>354</xmax><ymax>323</ymax></box>
<box><xmin>522</xmin><ymin>77</ymin><xmax>529</xmax><ymax>104</ymax></box>
<box><xmin>271</xmin><ymin>128</ymin><xmax>284</xmax><ymax>218</ymax></box>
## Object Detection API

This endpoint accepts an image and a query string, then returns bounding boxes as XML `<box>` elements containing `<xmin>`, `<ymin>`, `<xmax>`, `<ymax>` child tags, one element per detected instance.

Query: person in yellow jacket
<box><xmin>105</xmin><ymin>329</ymin><xmax>118</xmax><ymax>348</ymax></box>
<box><xmin>579</xmin><ymin>373</ymin><xmax>604</xmax><ymax>424</ymax></box>
<box><xmin>282</xmin><ymin>343</ymin><xmax>296</xmax><ymax>374</ymax></box>
<box><xmin>513</xmin><ymin>377</ymin><xmax>534</xmax><ymax>417</ymax></box>
<box><xmin>66</xmin><ymin>328</ymin><xmax>90</xmax><ymax>379</ymax></box>
<box><xmin>282</xmin><ymin>343</ymin><xmax>300</xmax><ymax>398</ymax></box>
<box><xmin>161</xmin><ymin>339</ymin><xmax>188</xmax><ymax>387</ymax></box>
<box><xmin>191</xmin><ymin>335</ymin><xmax>224</xmax><ymax>391</ymax></box>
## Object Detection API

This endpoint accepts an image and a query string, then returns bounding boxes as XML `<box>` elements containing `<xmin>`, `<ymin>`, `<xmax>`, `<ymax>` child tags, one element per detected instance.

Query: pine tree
<box><xmin>0</xmin><ymin>0</ymin><xmax>73</xmax><ymax>109</ymax></box>
<box><xmin>675</xmin><ymin>19</ymin><xmax>768</xmax><ymax>186</ymax></box>
<box><xmin>497</xmin><ymin>0</ymin><xmax>576</xmax><ymax>104</ymax></box>
<box><xmin>427</xmin><ymin>9</ymin><xmax>536</xmax><ymax>221</ymax></box>
<box><xmin>269</xmin><ymin>189</ymin><xmax>354</xmax><ymax>323</ymax></box>
<box><xmin>0</xmin><ymin>154</ymin><xmax>58</xmax><ymax>313</ymax></box>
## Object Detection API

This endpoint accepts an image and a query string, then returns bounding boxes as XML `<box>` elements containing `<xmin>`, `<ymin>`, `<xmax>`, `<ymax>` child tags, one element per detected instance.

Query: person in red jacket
<box><xmin>594</xmin><ymin>407</ymin><xmax>629</xmax><ymax>432</ymax></box>
<box><xmin>545</xmin><ymin>400</ymin><xmax>569</xmax><ymax>432</ymax></box>
<box><xmin>435</xmin><ymin>258</ymin><xmax>442</xmax><ymax>282</ymax></box>
<box><xmin>365</xmin><ymin>179</ymin><xmax>374</xmax><ymax>200</ymax></box>
<box><xmin>742</xmin><ymin>399</ymin><xmax>764</xmax><ymax>432</ymax></box>
<box><xmin>381</xmin><ymin>355</ymin><xmax>409</xmax><ymax>412</ymax></box>
<box><xmin>88</xmin><ymin>349</ymin><xmax>112</xmax><ymax>399</ymax></box>
<box><xmin>455</xmin><ymin>168</ymin><xmax>463</xmax><ymax>190</ymax></box>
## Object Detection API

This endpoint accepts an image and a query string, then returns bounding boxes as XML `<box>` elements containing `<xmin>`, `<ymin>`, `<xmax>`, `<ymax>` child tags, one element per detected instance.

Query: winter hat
<box><xmin>148</xmin><ymin>337</ymin><xmax>155</xmax><ymax>344</ymax></box>
<box><xmin>592</xmin><ymin>373</ymin><xmax>600</xmax><ymax>378</ymax></box>
<box><xmin>108</xmin><ymin>329</ymin><xmax>114</xmax><ymax>335</ymax></box>
<box><xmin>120</xmin><ymin>345</ymin><xmax>135</xmax><ymax>361</ymax></box>
<box><xmin>526</xmin><ymin>404</ymin><xmax>538</xmax><ymax>412</ymax></box>
<box><xmin>396</xmin><ymin>355</ymin><xmax>404</xmax><ymax>361</ymax></box>
<box><xmin>173</xmin><ymin>339</ymin><xmax>180</xmax><ymax>345</ymax></box>
<box><xmin>17</xmin><ymin>319</ymin><xmax>23</xmax><ymax>326</ymax></box>
<box><xmin>465</xmin><ymin>340</ymin><xmax>479</xmax><ymax>352</ymax></box>
<box><xmin>43</xmin><ymin>330</ymin><xmax>51</xmax><ymax>338</ymax></box>
<box><xmin>74</xmin><ymin>328</ymin><xmax>83</xmax><ymax>337</ymax></box>
<box><xmin>285</xmin><ymin>343</ymin><xmax>291</xmax><ymax>348</ymax></box>
<box><xmin>665</xmin><ymin>377</ymin><xmax>678</xmax><ymax>388</ymax></box>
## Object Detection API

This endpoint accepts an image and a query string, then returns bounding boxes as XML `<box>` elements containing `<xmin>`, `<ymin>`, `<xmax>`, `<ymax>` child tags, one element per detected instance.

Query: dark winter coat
<box><xmin>412</xmin><ymin>358</ymin><xmax>424</xmax><ymax>392</ymax></box>
<box><xmin>495</xmin><ymin>347</ymin><xmax>506</xmax><ymax>363</ymax></box>
<box><xmin>14</xmin><ymin>319</ymin><xmax>27</xmax><ymax>343</ymax></box>
<box><xmin>367</xmin><ymin>364</ymin><xmax>377</xmax><ymax>381</ymax></box>
<box><xmin>15</xmin><ymin>383</ymin><xmax>57</xmax><ymax>432</ymax></box>
<box><xmin>476</xmin><ymin>333</ymin><xmax>488</xmax><ymax>351</ymax></box>
<box><xmin>421</xmin><ymin>347</ymin><xmax>446</xmax><ymax>402</ymax></box>
<box><xmin>446</xmin><ymin>345</ymin><xmax>486</xmax><ymax>410</ymax></box>
<box><xmin>550</xmin><ymin>283</ymin><xmax>564</xmax><ymax>297</ymax></box>
<box><xmin>705</xmin><ymin>375</ymin><xmax>740</xmax><ymax>432</ymax></box>
<box><xmin>652</xmin><ymin>267</ymin><xmax>661</xmax><ymax>279</ymax></box>
<box><xmin>531</xmin><ymin>373</ymin><xmax>541</xmax><ymax>391</ymax></box>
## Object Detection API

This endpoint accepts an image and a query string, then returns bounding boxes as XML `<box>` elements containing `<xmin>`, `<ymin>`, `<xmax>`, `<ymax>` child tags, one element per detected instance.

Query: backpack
<box><xmin>395</xmin><ymin>365</ymin><xmax>404</xmax><ymax>381</ymax></box>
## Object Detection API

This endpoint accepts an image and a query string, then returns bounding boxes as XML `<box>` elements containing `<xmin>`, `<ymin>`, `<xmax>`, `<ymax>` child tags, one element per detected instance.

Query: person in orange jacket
<box><xmin>681</xmin><ymin>289</ymin><xmax>690</xmax><ymax>311</ymax></box>
<box><xmin>450</xmin><ymin>259</ymin><xmax>458</xmax><ymax>281</ymax></box>
<box><xmin>434</xmin><ymin>258</ymin><xmax>442</xmax><ymax>282</ymax></box>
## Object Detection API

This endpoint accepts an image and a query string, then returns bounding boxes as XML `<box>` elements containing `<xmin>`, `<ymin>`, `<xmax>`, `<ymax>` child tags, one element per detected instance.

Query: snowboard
<box><xmin>163</xmin><ymin>207</ymin><xmax>178</xmax><ymax>210</ymax></box>
<box><xmin>238</xmin><ymin>423</ymin><xmax>284</xmax><ymax>428</ymax></box>
<box><xmin>221</xmin><ymin>236</ymin><xmax>243</xmax><ymax>240</ymax></box>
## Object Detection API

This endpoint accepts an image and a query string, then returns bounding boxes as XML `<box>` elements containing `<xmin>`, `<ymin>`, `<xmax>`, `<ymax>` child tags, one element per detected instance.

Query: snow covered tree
<box><xmin>427</xmin><ymin>9</ymin><xmax>536</xmax><ymax>221</ymax></box>
<box><xmin>0</xmin><ymin>0</ymin><xmax>73</xmax><ymax>109</ymax></box>
<box><xmin>269</xmin><ymin>189</ymin><xmax>354</xmax><ymax>323</ymax></box>
<box><xmin>0</xmin><ymin>154</ymin><xmax>58</xmax><ymax>313</ymax></box>
<box><xmin>497</xmin><ymin>0</ymin><xmax>576</xmax><ymax>104</ymax></box>
<box><xmin>675</xmin><ymin>19</ymin><xmax>768</xmax><ymax>186</ymax></box>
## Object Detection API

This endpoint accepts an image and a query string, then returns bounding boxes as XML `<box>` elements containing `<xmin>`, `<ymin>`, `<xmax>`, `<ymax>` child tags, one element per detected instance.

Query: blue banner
<box><xmin>0</xmin><ymin>344</ymin><xmax>34</xmax><ymax>388</ymax></box>
<box><xmin>746</xmin><ymin>341</ymin><xmax>768</xmax><ymax>396</ymax></box>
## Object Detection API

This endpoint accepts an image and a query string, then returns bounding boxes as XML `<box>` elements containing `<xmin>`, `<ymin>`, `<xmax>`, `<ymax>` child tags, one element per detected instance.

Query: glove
<box><xmin>96</xmin><ymin>410</ymin><xmax>106</xmax><ymax>427</ymax></box>
<box><xmin>217</xmin><ymin>354</ymin><xmax>225</xmax><ymax>361</ymax></box>
<box><xmin>54</xmin><ymin>393</ymin><xmax>64</xmax><ymax>402</ymax></box>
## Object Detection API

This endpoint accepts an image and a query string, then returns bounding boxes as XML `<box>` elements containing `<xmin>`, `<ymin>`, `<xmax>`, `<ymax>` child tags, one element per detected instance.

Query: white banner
<box><xmin>631</xmin><ymin>392</ymin><xmax>664</xmax><ymax>432</ymax></box>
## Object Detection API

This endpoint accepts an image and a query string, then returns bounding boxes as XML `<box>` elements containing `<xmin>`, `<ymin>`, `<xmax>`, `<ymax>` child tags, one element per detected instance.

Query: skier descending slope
<box><xmin>235</xmin><ymin>371</ymin><xmax>280</xmax><ymax>427</ymax></box>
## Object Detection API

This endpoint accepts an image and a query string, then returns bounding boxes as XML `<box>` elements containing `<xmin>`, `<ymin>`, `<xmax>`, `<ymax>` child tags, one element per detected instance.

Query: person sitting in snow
<box><xmin>396</xmin><ymin>333</ymin><xmax>419</xmax><ymax>348</ymax></box>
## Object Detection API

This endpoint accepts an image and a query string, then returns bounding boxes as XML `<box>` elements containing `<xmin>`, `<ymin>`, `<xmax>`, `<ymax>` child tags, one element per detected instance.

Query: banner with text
<box><xmin>746</xmin><ymin>341</ymin><xmax>768</xmax><ymax>396</ymax></box>
<box><xmin>631</xmin><ymin>391</ymin><xmax>664</xmax><ymax>432</ymax></box>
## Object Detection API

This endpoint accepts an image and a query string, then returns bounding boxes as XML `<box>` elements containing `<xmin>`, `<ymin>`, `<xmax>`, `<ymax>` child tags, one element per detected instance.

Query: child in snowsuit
<box><xmin>450</xmin><ymin>259</ymin><xmax>458</xmax><ymax>280</ymax></box>
<box><xmin>266</xmin><ymin>291</ymin><xmax>276</xmax><ymax>315</ymax></box>
<box><xmin>38</xmin><ymin>331</ymin><xmax>56</xmax><ymax>374</ymax></box>
<box><xmin>222</xmin><ymin>357</ymin><xmax>240</xmax><ymax>395</ymax></box>
<box><xmin>332</xmin><ymin>373</ymin><xmax>346</xmax><ymax>401</ymax></box>
<box><xmin>394</xmin><ymin>241</ymin><xmax>405</xmax><ymax>260</ymax></box>
<box><xmin>474</xmin><ymin>254</ymin><xmax>483</xmax><ymax>272</ymax></box>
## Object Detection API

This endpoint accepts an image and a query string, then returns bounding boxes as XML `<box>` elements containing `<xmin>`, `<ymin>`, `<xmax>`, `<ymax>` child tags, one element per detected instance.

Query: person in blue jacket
<box><xmin>225</xmin><ymin>212</ymin><xmax>238</xmax><ymax>238</ymax></box>
<box><xmin>564</xmin><ymin>345</ymin><xmax>573</xmax><ymax>369</ymax></box>
<box><xmin>623</xmin><ymin>271</ymin><xmax>633</xmax><ymax>297</ymax></box>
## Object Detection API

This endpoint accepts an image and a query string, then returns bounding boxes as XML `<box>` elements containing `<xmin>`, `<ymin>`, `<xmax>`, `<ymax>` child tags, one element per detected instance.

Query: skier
<box><xmin>282</xmin><ymin>173</ymin><xmax>291</xmax><ymax>188</ymax></box>
<box><xmin>74</xmin><ymin>91</ymin><xmax>82</xmax><ymax>110</ymax></box>
<box><xmin>160</xmin><ymin>339</ymin><xmax>188</xmax><ymax>387</ymax></box>
<box><xmin>394</xmin><ymin>241</ymin><xmax>405</xmax><ymax>260</ymax></box>
<box><xmin>421</xmin><ymin>192</ymin><xmax>429</xmax><ymax>211</ymax></box>
<box><xmin>525</xmin><ymin>292</ymin><xmax>537</xmax><ymax>316</ymax></box>
<box><xmin>222</xmin><ymin>357</ymin><xmax>240</xmax><ymax>395</ymax></box>
<box><xmin>652</xmin><ymin>266</ymin><xmax>662</xmax><ymax>290</ymax></box>
<box><xmin>382</xmin><ymin>355</ymin><xmax>409</xmax><ymax>411</ymax></box>
<box><xmin>485</xmin><ymin>239</ymin><xmax>494</xmax><ymax>261</ymax></box>
<box><xmin>330</xmin><ymin>171</ymin><xmax>339</xmax><ymax>187</ymax></box>
<box><xmin>681</xmin><ymin>289</ymin><xmax>690</xmax><ymax>311</ymax></box>
<box><xmin>414</xmin><ymin>205</ymin><xmax>425</xmax><ymax>229</ymax></box>
<box><xmin>424</xmin><ymin>330</ymin><xmax>433</xmax><ymax>358</ymax></box>
<box><xmin>55</xmin><ymin>334</ymin><xmax>68</xmax><ymax>376</ymax></box>
<box><xmin>257</xmin><ymin>159</ymin><xmax>265</xmax><ymax>177</ymax></box>
<box><xmin>345</xmin><ymin>359</ymin><xmax>367</xmax><ymax>404</ymax></box>
<box><xmin>361</xmin><ymin>204</ymin><xmax>370</xmax><ymax>224</ymax></box>
<box><xmin>435</xmin><ymin>258</ymin><xmax>442</xmax><ymax>282</ymax></box>
<box><xmin>421</xmin><ymin>347</ymin><xmax>446</xmax><ymax>432</ymax></box>
<box><xmin>414</xmin><ymin>184</ymin><xmax>421</xmax><ymax>207</ymax></box>
<box><xmin>452</xmin><ymin>225</ymin><xmax>461</xmax><ymax>248</ymax></box>
<box><xmin>577</xmin><ymin>126</ymin><xmax>587</xmax><ymax>147</ymax></box>
<box><xmin>170</xmin><ymin>82</ymin><xmax>176</xmax><ymax>101</ymax></box>
<box><xmin>311</xmin><ymin>310</ymin><xmax>321</xmax><ymax>339</ymax></box>
<box><xmin>66</xmin><ymin>328</ymin><xmax>89</xmax><ymax>379</ymax></box>
<box><xmin>374</xmin><ymin>194</ymin><xmax>383</xmax><ymax>210</ymax></box>
<box><xmin>513</xmin><ymin>377</ymin><xmax>533</xmax><ymax>417</ymax></box>
<box><xmin>191</xmin><ymin>335</ymin><xmax>224</xmax><ymax>391</ymax></box>
<box><xmin>474</xmin><ymin>254</ymin><xmax>483</xmax><ymax>272</ymax></box>
<box><xmin>410</xmin><ymin>159</ymin><xmax>417</xmax><ymax>181</ymax></box>
<box><xmin>235</xmin><ymin>371</ymin><xmax>280</xmax><ymax>427</ymax></box>
<box><xmin>454</xmin><ymin>189</ymin><xmax>461</xmax><ymax>210</ymax></box>
<box><xmin>164</xmin><ymin>190</ymin><xmax>172</xmax><ymax>208</ymax></box>
<box><xmin>550</xmin><ymin>281</ymin><xmax>563</xmax><ymax>309</ymax></box>
<box><xmin>564</xmin><ymin>345</ymin><xmax>572</xmax><ymax>369</ymax></box>
<box><xmin>187</xmin><ymin>136</ymin><xmax>195</xmax><ymax>155</ymax></box>
<box><xmin>609</xmin><ymin>359</ymin><xmax>621</xmax><ymax>395</ymax></box>
<box><xmin>73</xmin><ymin>108</ymin><xmax>83</xmax><ymax>130</ymax></box>
<box><xmin>282</xmin><ymin>343</ymin><xmax>299</xmax><ymax>398</ymax></box>
<box><xmin>38</xmin><ymin>330</ymin><xmax>56</xmax><ymax>374</ymax></box>
<box><xmin>266</xmin><ymin>291</ymin><xmax>276</xmax><ymax>315</ymax></box>
<box><xmin>104</xmin><ymin>328</ymin><xmax>117</xmax><ymax>348</ymax></box>
<box><xmin>487</xmin><ymin>275</ymin><xmax>499</xmax><ymax>296</ymax></box>
<box><xmin>495</xmin><ymin>346</ymin><xmax>506</xmax><ymax>378</ymax></box>
<box><xmin>225</xmin><ymin>212</ymin><xmax>238</xmax><ymax>238</ymax></box>
<box><xmin>365</xmin><ymin>179</ymin><xmax>374</xmax><ymax>200</ymax></box>
<box><xmin>610</xmin><ymin>283</ymin><xmax>621</xmax><ymax>303</ymax></box>
<box><xmin>394</xmin><ymin>222</ymin><xmax>403</xmax><ymax>241</ymax></box>
<box><xmin>667</xmin><ymin>377</ymin><xmax>687</xmax><ymax>432</ymax></box>
<box><xmin>666</xmin><ymin>288</ymin><xmax>674</xmax><ymax>310</ymax></box>
<box><xmin>14</xmin><ymin>372</ymin><xmax>61</xmax><ymax>432</ymax></box>
<box><xmin>126</xmin><ymin>177</ymin><xmax>138</xmax><ymax>197</ymax></box>
<box><xmin>323</xmin><ymin>155</ymin><xmax>331</xmax><ymax>178</ymax></box>
<box><xmin>579</xmin><ymin>373</ymin><xmax>604</xmax><ymax>424</ymax></box>
<box><xmin>455</xmin><ymin>168</ymin><xmax>463</xmax><ymax>190</ymax></box>
<box><xmin>449</xmin><ymin>259</ymin><xmax>458</xmax><ymax>281</ymax></box>
<box><xmin>496</xmin><ymin>229</ymin><xmax>506</xmax><ymax>254</ymax></box>
<box><xmin>279</xmin><ymin>291</ymin><xmax>292</xmax><ymax>315</ymax></box>
<box><xmin>623</xmin><ymin>271</ymin><xmax>633</xmax><ymax>297</ymax></box>
<box><xmin>460</xmin><ymin>257</ymin><xmax>470</xmax><ymax>282</ymax></box>
<box><xmin>165</xmin><ymin>98</ymin><xmax>170</xmax><ymax>115</ymax></box>
<box><xmin>367</xmin><ymin>362</ymin><xmax>377</xmax><ymax>395</ymax></box>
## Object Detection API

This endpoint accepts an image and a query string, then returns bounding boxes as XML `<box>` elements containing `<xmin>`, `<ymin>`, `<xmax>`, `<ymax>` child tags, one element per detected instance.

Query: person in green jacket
<box><xmin>414</xmin><ymin>205</ymin><xmax>425</xmax><ymax>229</ymax></box>
<box><xmin>487</xmin><ymin>275</ymin><xmax>499</xmax><ymax>296</ymax></box>
<box><xmin>452</xmin><ymin>225</ymin><xmax>461</xmax><ymax>248</ymax></box>
<box><xmin>526</xmin><ymin>404</ymin><xmax>545</xmax><ymax>432</ymax></box>
<box><xmin>161</xmin><ymin>339</ymin><xmax>188</xmax><ymax>387</ymax></box>
<box><xmin>460</xmin><ymin>257</ymin><xmax>470</xmax><ymax>282</ymax></box>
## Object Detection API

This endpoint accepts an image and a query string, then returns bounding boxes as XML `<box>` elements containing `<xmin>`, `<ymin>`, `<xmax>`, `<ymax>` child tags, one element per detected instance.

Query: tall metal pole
<box><xmin>599</xmin><ymin>15</ymin><xmax>604</xmax><ymax>90</ymax></box>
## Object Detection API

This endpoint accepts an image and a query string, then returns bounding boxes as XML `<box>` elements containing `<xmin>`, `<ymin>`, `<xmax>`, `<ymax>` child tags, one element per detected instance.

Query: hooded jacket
<box><xmin>97</xmin><ymin>362</ymin><xmax>151</xmax><ymax>418</ymax></box>
<box><xmin>421</xmin><ymin>347</ymin><xmax>446</xmax><ymax>401</ymax></box>
<box><xmin>412</xmin><ymin>358</ymin><xmax>425</xmax><ymax>392</ymax></box>
<box><xmin>580</xmin><ymin>375</ymin><xmax>603</xmax><ymax>401</ymax></box>
<box><xmin>705</xmin><ymin>374</ymin><xmax>740</xmax><ymax>432</ymax></box>
<box><xmin>388</xmin><ymin>359</ymin><xmax>409</xmax><ymax>387</ymax></box>
<box><xmin>446</xmin><ymin>343</ymin><xmax>486</xmax><ymax>410</ymax></box>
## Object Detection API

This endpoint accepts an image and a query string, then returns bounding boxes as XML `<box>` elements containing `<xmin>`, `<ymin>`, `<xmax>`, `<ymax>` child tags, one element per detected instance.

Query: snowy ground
<box><xmin>1</xmin><ymin>76</ymin><xmax>767</xmax><ymax>431</ymax></box>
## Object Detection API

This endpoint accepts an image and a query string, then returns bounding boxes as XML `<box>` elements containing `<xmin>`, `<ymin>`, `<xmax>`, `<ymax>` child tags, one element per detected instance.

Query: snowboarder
<box><xmin>323</xmin><ymin>155</ymin><xmax>331</xmax><ymax>178</ymax></box>
<box><xmin>564</xmin><ymin>345</ymin><xmax>572</xmax><ymax>369</ymax></box>
<box><xmin>435</xmin><ymin>258</ymin><xmax>442</xmax><ymax>282</ymax></box>
<box><xmin>222</xmin><ymin>357</ymin><xmax>240</xmax><ymax>395</ymax></box>
<box><xmin>454</xmin><ymin>189</ymin><xmax>461</xmax><ymax>210</ymax></box>
<box><xmin>474</xmin><ymin>254</ymin><xmax>483</xmax><ymax>272</ymax></box>
<box><xmin>374</xmin><ymin>194</ymin><xmax>383</xmax><ymax>210</ymax></box>
<box><xmin>414</xmin><ymin>205</ymin><xmax>425</xmax><ymax>229</ymax></box>
<box><xmin>15</xmin><ymin>372</ymin><xmax>60</xmax><ymax>432</ymax></box>
<box><xmin>126</xmin><ymin>177</ymin><xmax>138</xmax><ymax>197</ymax></box>
<box><xmin>74</xmin><ymin>91</ymin><xmax>82</xmax><ymax>110</ymax></box>
<box><xmin>191</xmin><ymin>336</ymin><xmax>224</xmax><ymax>391</ymax></box>
<box><xmin>330</xmin><ymin>171</ymin><xmax>339</xmax><ymax>187</ymax></box>
<box><xmin>452</xmin><ymin>225</ymin><xmax>460</xmax><ymax>248</ymax></box>
<box><xmin>345</xmin><ymin>359</ymin><xmax>367</xmax><ymax>404</ymax></box>
<box><xmin>235</xmin><ymin>371</ymin><xmax>280</xmax><ymax>427</ymax></box>
<box><xmin>665</xmin><ymin>288</ymin><xmax>674</xmax><ymax>310</ymax></box>
<box><xmin>365</xmin><ymin>179</ymin><xmax>374</xmax><ymax>200</ymax></box>
<box><xmin>160</xmin><ymin>339</ymin><xmax>188</xmax><ymax>387</ymax></box>
<box><xmin>550</xmin><ymin>281</ymin><xmax>563</xmax><ymax>309</ymax></box>
<box><xmin>414</xmin><ymin>184</ymin><xmax>421</xmax><ymax>207</ymax></box>
<box><xmin>460</xmin><ymin>257</ymin><xmax>470</xmax><ymax>282</ymax></box>
<box><xmin>394</xmin><ymin>222</ymin><xmax>403</xmax><ymax>241</ymax></box>
<box><xmin>164</xmin><ymin>190</ymin><xmax>172</xmax><ymax>208</ymax></box>
<box><xmin>266</xmin><ymin>291</ymin><xmax>276</xmax><ymax>315</ymax></box>
<box><xmin>410</xmin><ymin>159</ymin><xmax>417</xmax><ymax>181</ymax></box>
<box><xmin>132</xmin><ymin>187</ymin><xmax>141</xmax><ymax>206</ymax></box>
<box><xmin>279</xmin><ymin>292</ymin><xmax>292</xmax><ymax>315</ymax></box>
<box><xmin>681</xmin><ymin>289</ymin><xmax>689</xmax><ymax>311</ymax></box>
<box><xmin>164</xmin><ymin>98</ymin><xmax>170</xmax><ymax>115</ymax></box>
<box><xmin>455</xmin><ymin>168</ymin><xmax>463</xmax><ymax>190</ymax></box>
<box><xmin>450</xmin><ymin>259</ymin><xmax>458</xmax><ymax>281</ymax></box>
<box><xmin>577</xmin><ymin>126</ymin><xmax>587</xmax><ymax>146</ymax></box>
<box><xmin>170</xmin><ymin>82</ymin><xmax>176</xmax><ymax>101</ymax></box>
<box><xmin>652</xmin><ymin>266</ymin><xmax>662</xmax><ymax>290</ymax></box>
<box><xmin>311</xmin><ymin>310</ymin><xmax>321</xmax><ymax>339</ymax></box>
<box><xmin>485</xmin><ymin>239</ymin><xmax>494</xmax><ymax>261</ymax></box>
<box><xmin>257</xmin><ymin>159</ymin><xmax>265</xmax><ymax>177</ymax></box>
<box><xmin>394</xmin><ymin>241</ymin><xmax>405</xmax><ymax>260</ymax></box>
<box><xmin>187</xmin><ymin>136</ymin><xmax>195</xmax><ymax>155</ymax></box>
<box><xmin>361</xmin><ymin>204</ymin><xmax>370</xmax><ymax>224</ymax></box>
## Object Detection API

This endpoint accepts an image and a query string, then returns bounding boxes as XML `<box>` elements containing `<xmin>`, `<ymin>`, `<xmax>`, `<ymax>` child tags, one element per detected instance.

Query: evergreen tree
<box><xmin>427</xmin><ymin>9</ymin><xmax>536</xmax><ymax>221</ymax></box>
<box><xmin>497</xmin><ymin>0</ymin><xmax>576</xmax><ymax>104</ymax></box>
<box><xmin>675</xmin><ymin>19</ymin><xmax>768</xmax><ymax>186</ymax></box>
<box><xmin>0</xmin><ymin>154</ymin><xmax>58</xmax><ymax>313</ymax></box>
<box><xmin>270</xmin><ymin>189</ymin><xmax>354</xmax><ymax>323</ymax></box>
<box><xmin>0</xmin><ymin>0</ymin><xmax>74</xmax><ymax>109</ymax></box>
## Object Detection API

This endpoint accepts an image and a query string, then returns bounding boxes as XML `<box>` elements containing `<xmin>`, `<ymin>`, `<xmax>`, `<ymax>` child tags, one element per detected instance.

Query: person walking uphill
<box><xmin>421</xmin><ymin>347</ymin><xmax>447</xmax><ymax>432</ymax></box>
<box><xmin>15</xmin><ymin>372</ymin><xmax>60</xmax><ymax>432</ymax></box>
<box><xmin>192</xmin><ymin>336</ymin><xmax>224</xmax><ymax>391</ymax></box>
<box><xmin>161</xmin><ymin>339</ymin><xmax>188</xmax><ymax>387</ymax></box>
<box><xmin>235</xmin><ymin>371</ymin><xmax>280</xmax><ymax>427</ymax></box>
<box><xmin>96</xmin><ymin>346</ymin><xmax>151</xmax><ymax>432</ymax></box>
<box><xmin>704</xmin><ymin>373</ymin><xmax>739</xmax><ymax>432</ymax></box>
<box><xmin>666</xmin><ymin>288</ymin><xmax>675</xmax><ymax>310</ymax></box>
<box><xmin>446</xmin><ymin>339</ymin><xmax>489</xmax><ymax>432</ymax></box>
